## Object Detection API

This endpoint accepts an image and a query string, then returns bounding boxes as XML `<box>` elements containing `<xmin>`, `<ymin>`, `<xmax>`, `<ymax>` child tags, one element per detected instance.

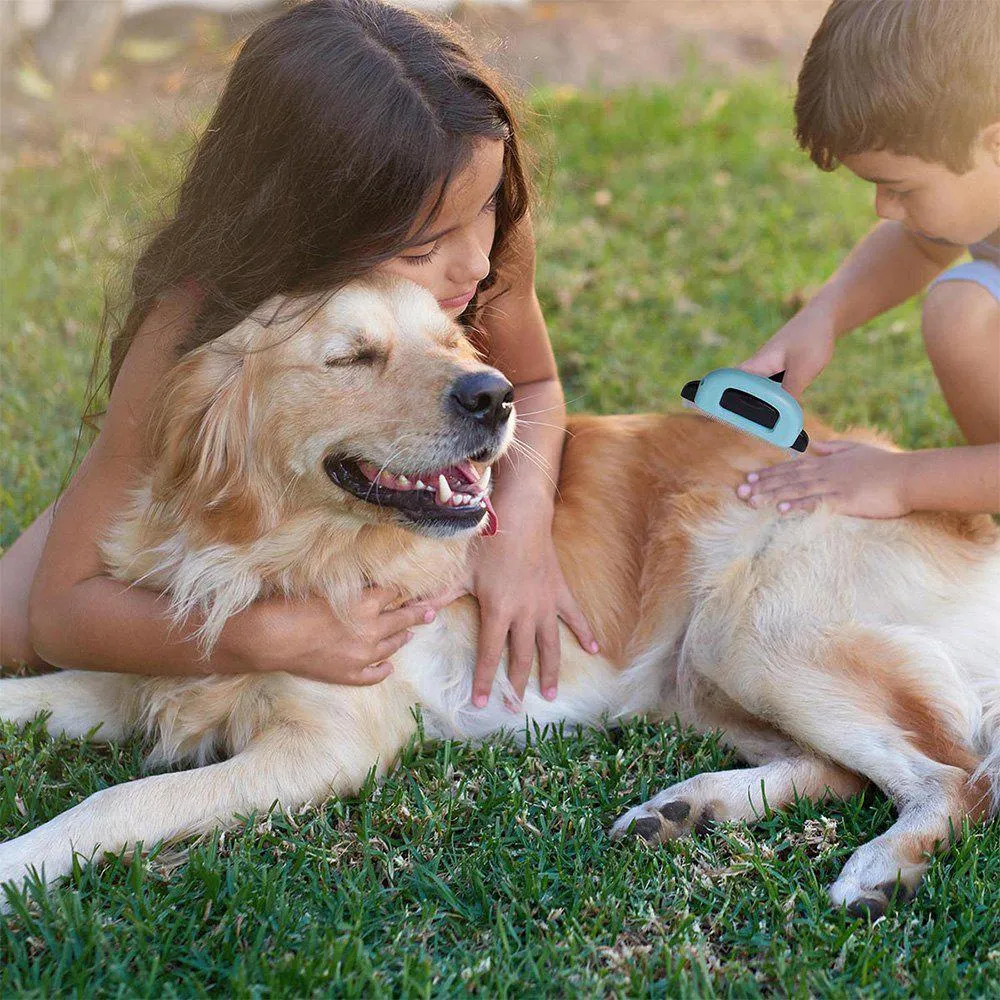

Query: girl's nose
<box><xmin>450</xmin><ymin>238</ymin><xmax>491</xmax><ymax>288</ymax></box>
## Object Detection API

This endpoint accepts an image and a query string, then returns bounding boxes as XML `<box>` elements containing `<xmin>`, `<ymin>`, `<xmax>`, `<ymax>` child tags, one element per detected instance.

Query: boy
<box><xmin>736</xmin><ymin>0</ymin><xmax>999</xmax><ymax>518</ymax></box>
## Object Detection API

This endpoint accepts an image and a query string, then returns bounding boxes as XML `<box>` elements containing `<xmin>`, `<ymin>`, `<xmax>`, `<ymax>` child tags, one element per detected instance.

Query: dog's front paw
<box><xmin>609</xmin><ymin>794</ymin><xmax>718</xmax><ymax>844</ymax></box>
<box><xmin>0</xmin><ymin>846</ymin><xmax>39</xmax><ymax>914</ymax></box>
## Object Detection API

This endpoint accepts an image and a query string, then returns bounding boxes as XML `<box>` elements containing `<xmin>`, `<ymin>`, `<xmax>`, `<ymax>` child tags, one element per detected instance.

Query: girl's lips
<box><xmin>438</xmin><ymin>289</ymin><xmax>476</xmax><ymax>310</ymax></box>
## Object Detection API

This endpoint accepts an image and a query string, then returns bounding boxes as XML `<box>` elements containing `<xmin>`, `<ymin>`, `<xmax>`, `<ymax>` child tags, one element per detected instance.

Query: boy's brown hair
<box><xmin>795</xmin><ymin>0</ymin><xmax>1000</xmax><ymax>172</ymax></box>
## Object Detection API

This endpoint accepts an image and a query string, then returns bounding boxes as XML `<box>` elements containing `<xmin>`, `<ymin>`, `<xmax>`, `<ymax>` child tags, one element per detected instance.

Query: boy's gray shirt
<box><xmin>969</xmin><ymin>228</ymin><xmax>1000</xmax><ymax>265</ymax></box>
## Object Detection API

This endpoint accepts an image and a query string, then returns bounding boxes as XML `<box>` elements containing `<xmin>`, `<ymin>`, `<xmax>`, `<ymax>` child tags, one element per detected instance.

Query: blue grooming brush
<box><xmin>680</xmin><ymin>368</ymin><xmax>809</xmax><ymax>452</ymax></box>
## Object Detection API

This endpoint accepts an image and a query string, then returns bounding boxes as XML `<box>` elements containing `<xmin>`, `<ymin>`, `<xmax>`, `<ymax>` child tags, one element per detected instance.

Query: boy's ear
<box><xmin>979</xmin><ymin>122</ymin><xmax>1000</xmax><ymax>166</ymax></box>
<box><xmin>150</xmin><ymin>340</ymin><xmax>273</xmax><ymax>545</ymax></box>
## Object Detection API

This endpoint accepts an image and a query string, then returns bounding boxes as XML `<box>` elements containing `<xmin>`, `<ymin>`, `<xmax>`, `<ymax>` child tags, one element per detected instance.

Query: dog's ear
<box><xmin>150</xmin><ymin>339</ymin><xmax>272</xmax><ymax>545</ymax></box>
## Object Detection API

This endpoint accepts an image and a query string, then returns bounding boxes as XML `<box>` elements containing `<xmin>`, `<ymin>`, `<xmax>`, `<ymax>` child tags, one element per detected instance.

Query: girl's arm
<box><xmin>465</xmin><ymin>214</ymin><xmax>597</xmax><ymax>707</ymax></box>
<box><xmin>28</xmin><ymin>288</ymin><xmax>428</xmax><ymax>684</ymax></box>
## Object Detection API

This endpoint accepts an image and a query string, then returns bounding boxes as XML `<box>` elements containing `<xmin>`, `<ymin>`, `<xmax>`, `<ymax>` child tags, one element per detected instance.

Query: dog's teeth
<box><xmin>480</xmin><ymin>466</ymin><xmax>491</xmax><ymax>490</ymax></box>
<box><xmin>437</xmin><ymin>475</ymin><xmax>453</xmax><ymax>503</ymax></box>
<box><xmin>398</xmin><ymin>475</ymin><xmax>410</xmax><ymax>488</ymax></box>
<box><xmin>415</xmin><ymin>480</ymin><xmax>426</xmax><ymax>491</ymax></box>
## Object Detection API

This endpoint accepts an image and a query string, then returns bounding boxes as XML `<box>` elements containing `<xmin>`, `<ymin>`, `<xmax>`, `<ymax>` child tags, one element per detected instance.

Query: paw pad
<box><xmin>658</xmin><ymin>800</ymin><xmax>690</xmax><ymax>822</ymax></box>
<box><xmin>628</xmin><ymin>816</ymin><xmax>663</xmax><ymax>841</ymax></box>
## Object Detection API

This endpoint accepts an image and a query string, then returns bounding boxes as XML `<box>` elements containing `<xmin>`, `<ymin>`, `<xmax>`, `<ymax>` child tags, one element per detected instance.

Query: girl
<box><xmin>0</xmin><ymin>0</ymin><xmax>597</xmax><ymax>707</ymax></box>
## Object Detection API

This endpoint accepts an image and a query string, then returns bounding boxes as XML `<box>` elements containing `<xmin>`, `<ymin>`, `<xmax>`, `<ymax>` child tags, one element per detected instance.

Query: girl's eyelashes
<box><xmin>401</xmin><ymin>244</ymin><xmax>440</xmax><ymax>266</ymax></box>
<box><xmin>398</xmin><ymin>191</ymin><xmax>497</xmax><ymax>265</ymax></box>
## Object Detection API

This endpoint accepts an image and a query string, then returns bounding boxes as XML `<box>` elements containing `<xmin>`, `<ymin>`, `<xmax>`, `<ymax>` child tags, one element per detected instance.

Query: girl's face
<box><xmin>377</xmin><ymin>138</ymin><xmax>505</xmax><ymax>318</ymax></box>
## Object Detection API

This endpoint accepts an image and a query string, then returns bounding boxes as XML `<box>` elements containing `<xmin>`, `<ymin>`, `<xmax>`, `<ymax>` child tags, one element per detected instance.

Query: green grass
<box><xmin>2</xmin><ymin>78</ymin><xmax>997</xmax><ymax>996</ymax></box>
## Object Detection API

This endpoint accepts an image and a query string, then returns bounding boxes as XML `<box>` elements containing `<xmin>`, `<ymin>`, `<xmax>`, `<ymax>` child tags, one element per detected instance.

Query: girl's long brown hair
<box><xmin>70</xmin><ymin>0</ymin><xmax>532</xmax><ymax>490</ymax></box>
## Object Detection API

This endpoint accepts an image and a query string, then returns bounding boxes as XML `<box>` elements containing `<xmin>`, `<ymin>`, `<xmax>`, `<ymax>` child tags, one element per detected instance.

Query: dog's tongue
<box><xmin>453</xmin><ymin>460</ymin><xmax>479</xmax><ymax>485</ymax></box>
<box><xmin>482</xmin><ymin>495</ymin><xmax>498</xmax><ymax>536</ymax></box>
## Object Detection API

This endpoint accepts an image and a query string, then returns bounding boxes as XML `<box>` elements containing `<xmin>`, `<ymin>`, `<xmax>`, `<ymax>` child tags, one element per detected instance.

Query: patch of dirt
<box><xmin>458</xmin><ymin>1</ymin><xmax>827</xmax><ymax>90</ymax></box>
<box><xmin>1</xmin><ymin>1</ymin><xmax>827</xmax><ymax>156</ymax></box>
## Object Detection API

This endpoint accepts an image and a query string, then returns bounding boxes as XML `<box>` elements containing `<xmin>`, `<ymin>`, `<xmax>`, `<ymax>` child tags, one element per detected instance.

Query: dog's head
<box><xmin>149</xmin><ymin>275</ymin><xmax>515</xmax><ymax>548</ymax></box>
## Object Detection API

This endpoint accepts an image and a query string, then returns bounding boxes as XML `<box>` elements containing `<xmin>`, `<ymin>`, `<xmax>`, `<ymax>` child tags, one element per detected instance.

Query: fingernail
<box><xmin>589</xmin><ymin>641</ymin><xmax>599</xmax><ymax>654</ymax></box>
<box><xmin>778</xmin><ymin>502</ymin><xmax>790</xmax><ymax>512</ymax></box>
<box><xmin>747</xmin><ymin>472</ymin><xmax>759</xmax><ymax>483</ymax></box>
<box><xmin>472</xmin><ymin>694</ymin><xmax>488</xmax><ymax>708</ymax></box>
<box><xmin>405</xmin><ymin>630</ymin><xmax>414</xmax><ymax>641</ymax></box>
<box><xmin>737</xmin><ymin>484</ymin><xmax>751</xmax><ymax>498</ymax></box>
<box><xmin>543</xmin><ymin>686</ymin><xmax>558</xmax><ymax>701</ymax></box>
<box><xmin>423</xmin><ymin>609</ymin><xmax>436</xmax><ymax>623</ymax></box>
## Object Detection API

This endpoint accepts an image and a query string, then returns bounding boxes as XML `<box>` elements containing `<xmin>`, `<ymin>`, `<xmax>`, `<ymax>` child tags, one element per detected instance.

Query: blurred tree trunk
<box><xmin>1</xmin><ymin>3</ymin><xmax>23</xmax><ymax>64</ymax></box>
<box><xmin>33</xmin><ymin>0</ymin><xmax>124</xmax><ymax>88</ymax></box>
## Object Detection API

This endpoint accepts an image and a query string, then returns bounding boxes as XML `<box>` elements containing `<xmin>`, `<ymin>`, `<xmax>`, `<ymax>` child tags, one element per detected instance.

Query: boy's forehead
<box><xmin>841</xmin><ymin>149</ymin><xmax>943</xmax><ymax>184</ymax></box>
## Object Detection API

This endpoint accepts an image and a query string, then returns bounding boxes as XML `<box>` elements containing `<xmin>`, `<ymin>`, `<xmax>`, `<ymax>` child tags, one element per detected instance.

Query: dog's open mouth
<box><xmin>323</xmin><ymin>455</ymin><xmax>498</xmax><ymax>536</ymax></box>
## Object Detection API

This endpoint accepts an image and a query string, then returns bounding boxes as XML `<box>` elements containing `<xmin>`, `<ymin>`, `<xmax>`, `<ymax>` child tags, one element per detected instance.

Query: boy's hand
<box><xmin>737</xmin><ymin>308</ymin><xmax>837</xmax><ymax>398</ymax></box>
<box><xmin>736</xmin><ymin>441</ymin><xmax>911</xmax><ymax>519</ymax></box>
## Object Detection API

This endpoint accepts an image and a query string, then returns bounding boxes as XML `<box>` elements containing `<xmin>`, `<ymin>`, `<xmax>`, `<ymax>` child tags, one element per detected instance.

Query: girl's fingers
<box><xmin>536</xmin><ymin>622</ymin><xmax>561</xmax><ymax>701</ymax></box>
<box><xmin>557</xmin><ymin>593</ymin><xmax>599</xmax><ymax>655</ymax></box>
<box><xmin>412</xmin><ymin>577</ymin><xmax>472</xmax><ymax>613</ymax></box>
<box><xmin>363</xmin><ymin>584</ymin><xmax>404</xmax><ymax>612</ymax></box>
<box><xmin>377</xmin><ymin>603</ymin><xmax>436</xmax><ymax>639</ymax></box>
<box><xmin>353</xmin><ymin>660</ymin><xmax>395</xmax><ymax>686</ymax></box>
<box><xmin>506</xmin><ymin>620</ymin><xmax>536</xmax><ymax>705</ymax></box>
<box><xmin>472</xmin><ymin>610</ymin><xmax>508</xmax><ymax>708</ymax></box>
<box><xmin>372</xmin><ymin>628</ymin><xmax>415</xmax><ymax>662</ymax></box>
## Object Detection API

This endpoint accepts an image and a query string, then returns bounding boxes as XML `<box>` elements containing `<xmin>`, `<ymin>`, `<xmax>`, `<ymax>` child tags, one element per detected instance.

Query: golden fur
<box><xmin>2</xmin><ymin>276</ymin><xmax>997</xmax><ymax>919</ymax></box>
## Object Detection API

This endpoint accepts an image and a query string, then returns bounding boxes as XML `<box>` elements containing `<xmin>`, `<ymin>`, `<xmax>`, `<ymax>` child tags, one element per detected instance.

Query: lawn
<box><xmin>2</xmin><ymin>77</ymin><xmax>997</xmax><ymax>997</ymax></box>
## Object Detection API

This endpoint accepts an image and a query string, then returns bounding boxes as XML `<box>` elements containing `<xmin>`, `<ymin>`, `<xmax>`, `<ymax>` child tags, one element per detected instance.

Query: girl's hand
<box><xmin>736</xmin><ymin>441</ymin><xmax>911</xmax><ymax>519</ymax></box>
<box><xmin>473</xmin><ymin>526</ymin><xmax>598</xmax><ymax>708</ymax></box>
<box><xmin>737</xmin><ymin>307</ymin><xmax>838</xmax><ymax>398</ymax></box>
<box><xmin>431</xmin><ymin>525</ymin><xmax>598</xmax><ymax>709</ymax></box>
<box><xmin>216</xmin><ymin>586</ymin><xmax>437</xmax><ymax>684</ymax></box>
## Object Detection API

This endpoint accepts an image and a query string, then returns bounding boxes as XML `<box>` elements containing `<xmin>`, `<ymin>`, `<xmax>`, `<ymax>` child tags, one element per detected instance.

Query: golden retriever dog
<box><xmin>1</xmin><ymin>275</ymin><xmax>997</xmax><ymax>919</ymax></box>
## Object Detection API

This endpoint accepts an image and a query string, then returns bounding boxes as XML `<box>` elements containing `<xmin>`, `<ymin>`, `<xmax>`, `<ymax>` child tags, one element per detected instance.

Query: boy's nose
<box><xmin>874</xmin><ymin>187</ymin><xmax>905</xmax><ymax>222</ymax></box>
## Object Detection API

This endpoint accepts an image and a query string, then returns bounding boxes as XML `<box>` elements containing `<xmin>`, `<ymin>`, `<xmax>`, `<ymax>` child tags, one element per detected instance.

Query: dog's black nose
<box><xmin>449</xmin><ymin>371</ymin><xmax>514</xmax><ymax>431</ymax></box>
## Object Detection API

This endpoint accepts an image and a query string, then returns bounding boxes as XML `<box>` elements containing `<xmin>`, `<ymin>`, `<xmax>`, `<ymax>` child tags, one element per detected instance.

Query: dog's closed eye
<box><xmin>324</xmin><ymin>348</ymin><xmax>382</xmax><ymax>368</ymax></box>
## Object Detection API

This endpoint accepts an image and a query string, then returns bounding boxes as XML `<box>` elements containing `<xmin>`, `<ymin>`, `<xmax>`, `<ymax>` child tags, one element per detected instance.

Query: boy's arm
<box><xmin>738</xmin><ymin>440</ymin><xmax>1000</xmax><ymax>518</ymax></box>
<box><xmin>740</xmin><ymin>221</ymin><xmax>964</xmax><ymax>396</ymax></box>
<box><xmin>899</xmin><ymin>445</ymin><xmax>1000</xmax><ymax>514</ymax></box>
<box><xmin>807</xmin><ymin>220</ymin><xmax>965</xmax><ymax>337</ymax></box>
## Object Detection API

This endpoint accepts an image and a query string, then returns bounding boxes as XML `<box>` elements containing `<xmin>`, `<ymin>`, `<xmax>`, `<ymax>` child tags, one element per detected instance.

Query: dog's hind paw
<box><xmin>829</xmin><ymin>876</ymin><xmax>917</xmax><ymax>920</ymax></box>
